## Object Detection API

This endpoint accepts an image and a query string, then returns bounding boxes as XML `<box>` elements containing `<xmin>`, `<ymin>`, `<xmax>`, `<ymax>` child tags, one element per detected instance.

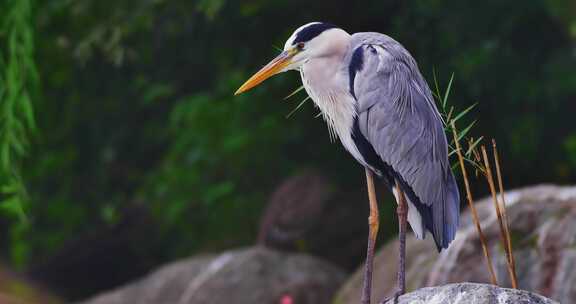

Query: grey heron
<box><xmin>235</xmin><ymin>22</ymin><xmax>460</xmax><ymax>304</ymax></box>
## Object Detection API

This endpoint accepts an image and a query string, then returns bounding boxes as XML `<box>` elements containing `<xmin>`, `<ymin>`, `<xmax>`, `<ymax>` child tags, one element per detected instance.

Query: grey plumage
<box><xmin>235</xmin><ymin>23</ymin><xmax>462</xmax><ymax>302</ymax></box>
<box><xmin>348</xmin><ymin>33</ymin><xmax>460</xmax><ymax>249</ymax></box>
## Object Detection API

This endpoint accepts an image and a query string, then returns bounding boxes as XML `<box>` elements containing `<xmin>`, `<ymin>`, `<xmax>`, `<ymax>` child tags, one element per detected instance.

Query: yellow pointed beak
<box><xmin>235</xmin><ymin>51</ymin><xmax>294</xmax><ymax>95</ymax></box>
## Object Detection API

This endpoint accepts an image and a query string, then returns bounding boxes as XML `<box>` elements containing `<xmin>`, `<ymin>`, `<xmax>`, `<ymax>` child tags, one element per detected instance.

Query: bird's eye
<box><xmin>297</xmin><ymin>42</ymin><xmax>305</xmax><ymax>50</ymax></box>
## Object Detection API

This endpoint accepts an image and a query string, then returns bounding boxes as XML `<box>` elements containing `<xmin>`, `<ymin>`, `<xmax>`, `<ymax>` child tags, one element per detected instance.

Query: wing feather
<box><xmin>348</xmin><ymin>33</ymin><xmax>460</xmax><ymax>249</ymax></box>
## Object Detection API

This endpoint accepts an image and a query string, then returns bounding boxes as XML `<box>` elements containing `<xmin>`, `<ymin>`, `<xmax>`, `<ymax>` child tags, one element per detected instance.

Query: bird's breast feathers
<box><xmin>300</xmin><ymin>62</ymin><xmax>369</xmax><ymax>169</ymax></box>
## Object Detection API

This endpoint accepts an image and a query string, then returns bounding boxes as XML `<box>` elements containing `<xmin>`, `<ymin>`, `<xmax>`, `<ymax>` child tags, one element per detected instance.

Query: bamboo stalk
<box><xmin>451</xmin><ymin>122</ymin><xmax>498</xmax><ymax>285</ymax></box>
<box><xmin>480</xmin><ymin>146</ymin><xmax>515</xmax><ymax>288</ymax></box>
<box><xmin>491</xmin><ymin>139</ymin><xmax>518</xmax><ymax>288</ymax></box>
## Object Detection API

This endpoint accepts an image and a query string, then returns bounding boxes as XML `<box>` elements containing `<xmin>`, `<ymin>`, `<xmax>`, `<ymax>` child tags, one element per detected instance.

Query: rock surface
<box><xmin>257</xmin><ymin>170</ymin><xmax>376</xmax><ymax>271</ymax></box>
<box><xmin>80</xmin><ymin>247</ymin><xmax>346</xmax><ymax>304</ymax></box>
<box><xmin>385</xmin><ymin>282</ymin><xmax>557</xmax><ymax>304</ymax></box>
<box><xmin>258</xmin><ymin>170</ymin><xmax>334</xmax><ymax>247</ymax></box>
<box><xmin>335</xmin><ymin>185</ymin><xmax>576</xmax><ymax>304</ymax></box>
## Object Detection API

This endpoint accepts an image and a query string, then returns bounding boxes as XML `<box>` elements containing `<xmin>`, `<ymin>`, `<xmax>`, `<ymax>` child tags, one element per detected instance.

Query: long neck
<box><xmin>302</xmin><ymin>57</ymin><xmax>350</xmax><ymax>127</ymax></box>
<box><xmin>300</xmin><ymin>57</ymin><xmax>365</xmax><ymax>168</ymax></box>
<box><xmin>301</xmin><ymin>47</ymin><xmax>360</xmax><ymax>156</ymax></box>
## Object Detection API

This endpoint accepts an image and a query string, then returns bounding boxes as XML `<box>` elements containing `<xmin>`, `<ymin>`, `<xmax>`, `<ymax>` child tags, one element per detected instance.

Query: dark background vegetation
<box><xmin>1</xmin><ymin>0</ymin><xmax>575</xmax><ymax>301</ymax></box>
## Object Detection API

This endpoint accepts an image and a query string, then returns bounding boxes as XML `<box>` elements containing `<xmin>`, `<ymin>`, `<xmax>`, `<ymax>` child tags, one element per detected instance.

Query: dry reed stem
<box><xmin>451</xmin><ymin>122</ymin><xmax>498</xmax><ymax>285</ymax></box>
<box><xmin>480</xmin><ymin>145</ymin><xmax>516</xmax><ymax>288</ymax></box>
<box><xmin>491</xmin><ymin>139</ymin><xmax>518</xmax><ymax>288</ymax></box>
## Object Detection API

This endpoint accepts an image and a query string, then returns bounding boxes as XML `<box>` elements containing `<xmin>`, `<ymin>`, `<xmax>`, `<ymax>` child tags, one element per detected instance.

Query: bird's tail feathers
<box><xmin>432</xmin><ymin>172</ymin><xmax>460</xmax><ymax>251</ymax></box>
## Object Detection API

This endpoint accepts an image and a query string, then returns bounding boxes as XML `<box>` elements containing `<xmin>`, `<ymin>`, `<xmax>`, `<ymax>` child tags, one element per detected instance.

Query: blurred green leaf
<box><xmin>196</xmin><ymin>0</ymin><xmax>226</xmax><ymax>19</ymax></box>
<box><xmin>452</xmin><ymin>103</ymin><xmax>477</xmax><ymax>124</ymax></box>
<box><xmin>564</xmin><ymin>134</ymin><xmax>576</xmax><ymax>167</ymax></box>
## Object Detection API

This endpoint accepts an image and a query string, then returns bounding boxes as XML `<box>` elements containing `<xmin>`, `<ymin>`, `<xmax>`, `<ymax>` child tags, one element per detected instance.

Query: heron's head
<box><xmin>235</xmin><ymin>22</ymin><xmax>349</xmax><ymax>95</ymax></box>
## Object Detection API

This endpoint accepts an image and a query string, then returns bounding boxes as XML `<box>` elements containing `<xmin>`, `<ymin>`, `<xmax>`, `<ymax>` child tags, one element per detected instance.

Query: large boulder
<box><xmin>385</xmin><ymin>282</ymin><xmax>557</xmax><ymax>304</ymax></box>
<box><xmin>335</xmin><ymin>185</ymin><xmax>576</xmax><ymax>304</ymax></box>
<box><xmin>80</xmin><ymin>247</ymin><xmax>346</xmax><ymax>304</ymax></box>
<box><xmin>258</xmin><ymin>170</ymin><xmax>375</xmax><ymax>271</ymax></box>
<box><xmin>258</xmin><ymin>170</ymin><xmax>334</xmax><ymax>247</ymax></box>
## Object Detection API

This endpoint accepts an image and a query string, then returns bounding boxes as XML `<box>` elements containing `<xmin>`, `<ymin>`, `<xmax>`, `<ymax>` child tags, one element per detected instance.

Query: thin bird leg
<box><xmin>361</xmin><ymin>168</ymin><xmax>380</xmax><ymax>304</ymax></box>
<box><xmin>394</xmin><ymin>181</ymin><xmax>408</xmax><ymax>302</ymax></box>
<box><xmin>378</xmin><ymin>181</ymin><xmax>408</xmax><ymax>304</ymax></box>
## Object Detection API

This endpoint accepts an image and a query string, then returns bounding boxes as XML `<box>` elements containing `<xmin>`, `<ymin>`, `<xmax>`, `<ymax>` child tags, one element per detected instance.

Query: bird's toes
<box><xmin>378</xmin><ymin>289</ymin><xmax>403</xmax><ymax>304</ymax></box>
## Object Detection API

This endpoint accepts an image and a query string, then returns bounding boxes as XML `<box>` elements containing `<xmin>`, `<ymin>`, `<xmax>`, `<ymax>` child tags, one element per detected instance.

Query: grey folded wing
<box><xmin>349</xmin><ymin>32</ymin><xmax>460</xmax><ymax>249</ymax></box>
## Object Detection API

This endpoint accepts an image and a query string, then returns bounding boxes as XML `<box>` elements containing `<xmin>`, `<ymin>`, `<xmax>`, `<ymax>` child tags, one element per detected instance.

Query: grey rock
<box><xmin>387</xmin><ymin>283</ymin><xmax>557</xmax><ymax>304</ymax></box>
<box><xmin>258</xmin><ymin>170</ymin><xmax>333</xmax><ymax>246</ymax></box>
<box><xmin>80</xmin><ymin>247</ymin><xmax>346</xmax><ymax>304</ymax></box>
<box><xmin>335</xmin><ymin>185</ymin><xmax>576</xmax><ymax>303</ymax></box>
<box><xmin>258</xmin><ymin>170</ymin><xmax>373</xmax><ymax>271</ymax></box>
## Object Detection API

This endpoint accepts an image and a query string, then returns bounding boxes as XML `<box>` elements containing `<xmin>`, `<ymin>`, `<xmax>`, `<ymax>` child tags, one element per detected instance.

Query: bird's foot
<box><xmin>378</xmin><ymin>288</ymin><xmax>403</xmax><ymax>304</ymax></box>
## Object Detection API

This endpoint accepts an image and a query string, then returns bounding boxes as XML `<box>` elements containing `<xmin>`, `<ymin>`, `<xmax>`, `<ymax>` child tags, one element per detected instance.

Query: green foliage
<box><xmin>0</xmin><ymin>0</ymin><xmax>37</xmax><ymax>267</ymax></box>
<box><xmin>564</xmin><ymin>135</ymin><xmax>576</xmax><ymax>168</ymax></box>
<box><xmin>432</xmin><ymin>72</ymin><xmax>481</xmax><ymax>170</ymax></box>
<box><xmin>139</xmin><ymin>82</ymin><xmax>297</xmax><ymax>256</ymax></box>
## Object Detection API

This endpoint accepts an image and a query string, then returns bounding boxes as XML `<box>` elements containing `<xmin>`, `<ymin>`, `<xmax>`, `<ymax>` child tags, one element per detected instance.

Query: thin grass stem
<box><xmin>480</xmin><ymin>145</ymin><xmax>516</xmax><ymax>288</ymax></box>
<box><xmin>452</xmin><ymin>122</ymin><xmax>498</xmax><ymax>286</ymax></box>
<box><xmin>491</xmin><ymin>139</ymin><xmax>518</xmax><ymax>288</ymax></box>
